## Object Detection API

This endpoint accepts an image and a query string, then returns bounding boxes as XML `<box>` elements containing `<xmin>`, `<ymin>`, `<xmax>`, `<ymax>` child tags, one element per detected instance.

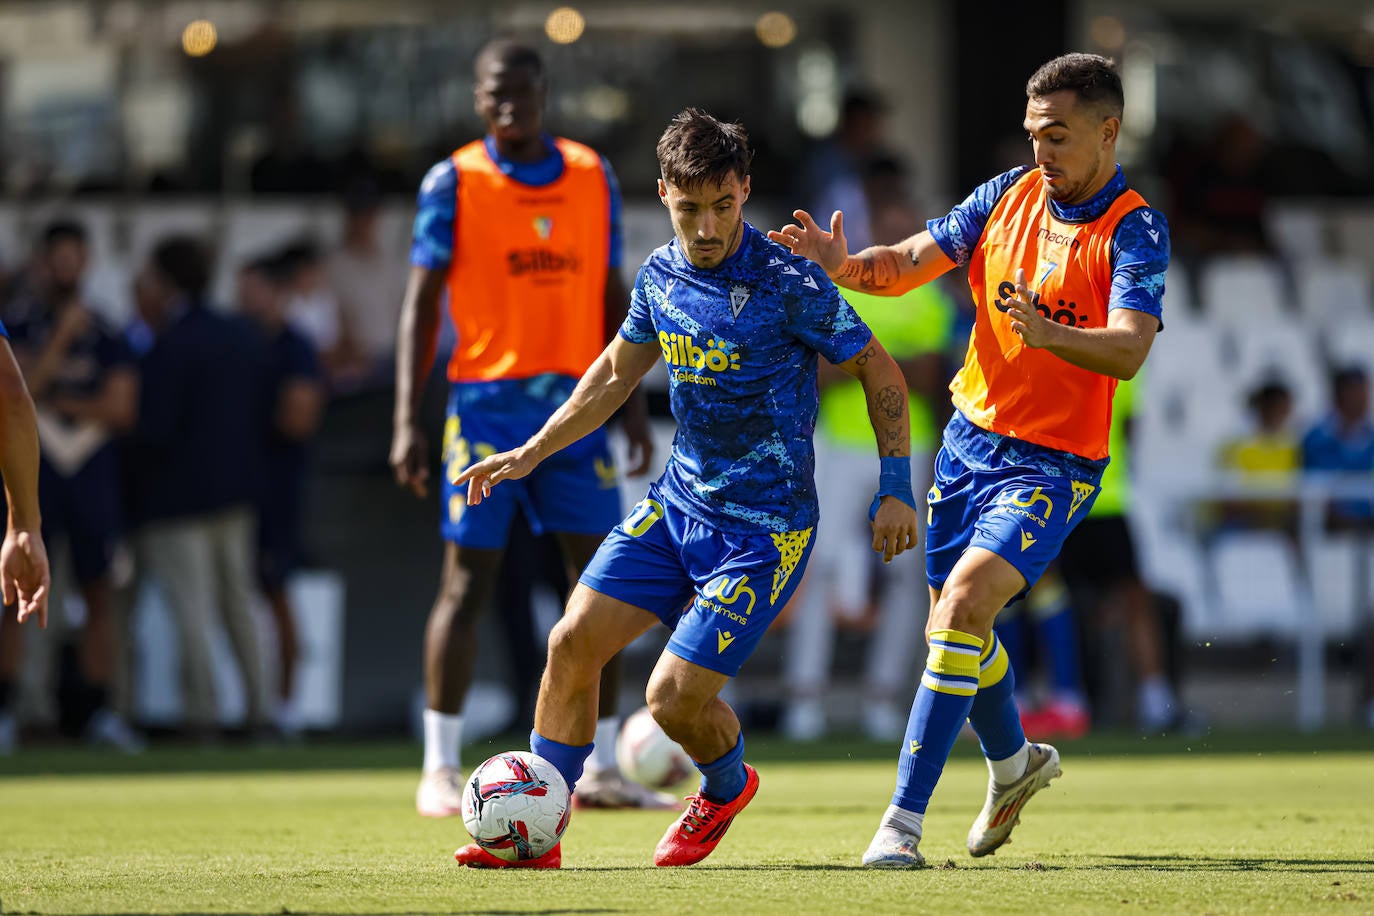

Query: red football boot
<box><xmin>453</xmin><ymin>842</ymin><xmax>561</xmax><ymax>869</ymax></box>
<box><xmin>653</xmin><ymin>764</ymin><xmax>759</xmax><ymax>867</ymax></box>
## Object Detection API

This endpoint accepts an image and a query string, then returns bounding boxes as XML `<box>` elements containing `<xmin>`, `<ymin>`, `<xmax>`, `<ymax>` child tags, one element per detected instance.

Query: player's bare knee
<box><xmin>544</xmin><ymin>616</ymin><xmax>603</xmax><ymax>681</ymax></box>
<box><xmin>930</xmin><ymin>585</ymin><xmax>998</xmax><ymax>638</ymax></box>
<box><xmin>644</xmin><ymin>678</ymin><xmax>696</xmax><ymax>740</ymax></box>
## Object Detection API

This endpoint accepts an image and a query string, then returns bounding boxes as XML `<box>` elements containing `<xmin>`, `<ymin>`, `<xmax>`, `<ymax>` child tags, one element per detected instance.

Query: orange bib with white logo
<box><xmin>950</xmin><ymin>169</ymin><xmax>1147</xmax><ymax>459</ymax></box>
<box><xmin>446</xmin><ymin>138</ymin><xmax>610</xmax><ymax>382</ymax></box>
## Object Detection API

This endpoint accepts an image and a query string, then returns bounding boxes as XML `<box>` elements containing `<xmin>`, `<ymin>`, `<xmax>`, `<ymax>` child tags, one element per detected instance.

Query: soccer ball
<box><xmin>616</xmin><ymin>706</ymin><xmax>695</xmax><ymax>790</ymax></box>
<box><xmin>461</xmin><ymin>752</ymin><xmax>570</xmax><ymax>862</ymax></box>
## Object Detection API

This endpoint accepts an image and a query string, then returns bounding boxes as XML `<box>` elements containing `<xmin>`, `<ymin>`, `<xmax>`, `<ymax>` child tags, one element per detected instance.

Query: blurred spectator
<box><xmin>996</xmin><ymin>569</ymin><xmax>1090</xmax><ymax>740</ymax></box>
<box><xmin>237</xmin><ymin>254</ymin><xmax>325</xmax><ymax>738</ymax></box>
<box><xmin>1302</xmin><ymin>365</ymin><xmax>1374</xmax><ymax>528</ymax></box>
<box><xmin>325</xmin><ymin>181</ymin><xmax>407</xmax><ymax>392</ymax></box>
<box><xmin>0</xmin><ymin>219</ymin><xmax>141</xmax><ymax>752</ymax></box>
<box><xmin>783</xmin><ymin>176</ymin><xmax>953</xmax><ymax>741</ymax></box>
<box><xmin>800</xmin><ymin>88</ymin><xmax>892</xmax><ymax>252</ymax></box>
<box><xmin>1300</xmin><ymin>364</ymin><xmax>1374</xmax><ymax>728</ymax></box>
<box><xmin>1167</xmin><ymin>114</ymin><xmax>1277</xmax><ymax>268</ymax></box>
<box><xmin>1059</xmin><ymin>378</ymin><xmax>1195</xmax><ymax>734</ymax></box>
<box><xmin>1215</xmin><ymin>376</ymin><xmax>1302</xmax><ymax>535</ymax></box>
<box><xmin>279</xmin><ymin>240</ymin><xmax>344</xmax><ymax>371</ymax></box>
<box><xmin>128</xmin><ymin>235</ymin><xmax>271</xmax><ymax>741</ymax></box>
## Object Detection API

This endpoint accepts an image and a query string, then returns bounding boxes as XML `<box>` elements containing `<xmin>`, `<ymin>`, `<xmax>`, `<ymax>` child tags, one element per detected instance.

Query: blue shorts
<box><xmin>926</xmin><ymin>412</ymin><xmax>1107</xmax><ymax>603</ymax></box>
<box><xmin>440</xmin><ymin>379</ymin><xmax>622</xmax><ymax>549</ymax></box>
<box><xmin>580</xmin><ymin>484</ymin><xmax>816</xmax><ymax>677</ymax></box>
<box><xmin>39</xmin><ymin>445</ymin><xmax>124</xmax><ymax>584</ymax></box>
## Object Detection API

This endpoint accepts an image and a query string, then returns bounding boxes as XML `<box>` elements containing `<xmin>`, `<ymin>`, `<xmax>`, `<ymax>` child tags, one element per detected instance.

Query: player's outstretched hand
<box><xmin>2</xmin><ymin>527</ymin><xmax>50</xmax><ymax>628</ymax></box>
<box><xmin>870</xmin><ymin>496</ymin><xmax>919</xmax><ymax>565</ymax></box>
<box><xmin>767</xmin><ymin>210</ymin><xmax>849</xmax><ymax>277</ymax></box>
<box><xmin>1004</xmin><ymin>268</ymin><xmax>1058</xmax><ymax>349</ymax></box>
<box><xmin>454</xmin><ymin>447</ymin><xmax>540</xmax><ymax>506</ymax></box>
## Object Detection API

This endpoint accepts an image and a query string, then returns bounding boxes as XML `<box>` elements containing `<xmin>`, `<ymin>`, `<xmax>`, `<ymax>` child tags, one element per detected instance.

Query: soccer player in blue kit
<box><xmin>451</xmin><ymin>108</ymin><xmax>921</xmax><ymax>868</ymax></box>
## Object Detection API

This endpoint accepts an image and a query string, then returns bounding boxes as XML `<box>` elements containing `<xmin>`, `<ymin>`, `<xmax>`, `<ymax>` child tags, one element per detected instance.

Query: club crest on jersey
<box><xmin>729</xmin><ymin>284</ymin><xmax>751</xmax><ymax>319</ymax></box>
<box><xmin>532</xmin><ymin>216</ymin><xmax>553</xmax><ymax>240</ymax></box>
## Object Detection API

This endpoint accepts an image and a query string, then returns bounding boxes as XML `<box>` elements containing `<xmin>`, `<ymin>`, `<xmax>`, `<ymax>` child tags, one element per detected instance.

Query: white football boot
<box><xmin>861</xmin><ymin>826</ymin><xmax>926</xmax><ymax>869</ymax></box>
<box><xmin>967</xmin><ymin>742</ymin><xmax>1061</xmax><ymax>857</ymax></box>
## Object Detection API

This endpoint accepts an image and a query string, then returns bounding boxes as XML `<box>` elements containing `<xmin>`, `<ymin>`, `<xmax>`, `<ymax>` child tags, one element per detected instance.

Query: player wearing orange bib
<box><xmin>390</xmin><ymin>40</ymin><xmax>659</xmax><ymax>818</ymax></box>
<box><xmin>771</xmin><ymin>53</ymin><xmax>1168</xmax><ymax>867</ymax></box>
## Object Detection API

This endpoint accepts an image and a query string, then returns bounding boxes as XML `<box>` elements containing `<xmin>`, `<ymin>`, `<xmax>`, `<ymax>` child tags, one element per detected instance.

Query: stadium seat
<box><xmin>1296</xmin><ymin>258</ymin><xmax>1373</xmax><ymax>321</ymax></box>
<box><xmin>1265</xmin><ymin>201</ymin><xmax>1330</xmax><ymax>264</ymax></box>
<box><xmin>1302</xmin><ymin>533</ymin><xmax>1367</xmax><ymax>638</ymax></box>
<box><xmin>1135</xmin><ymin>322</ymin><xmax>1241</xmax><ymax>476</ymax></box>
<box><xmin>1321</xmin><ymin>315</ymin><xmax>1374</xmax><ymax>376</ymax></box>
<box><xmin>1128</xmin><ymin>495</ymin><xmax>1211</xmax><ymax>638</ymax></box>
<box><xmin>1333</xmin><ymin>205</ymin><xmax>1374</xmax><ymax>266</ymax></box>
<box><xmin>1207</xmin><ymin>530</ymin><xmax>1309</xmax><ymax>638</ymax></box>
<box><xmin>1227</xmin><ymin>318</ymin><xmax>1326</xmax><ymax>423</ymax></box>
<box><xmin>1198</xmin><ymin>255</ymin><xmax>1288</xmax><ymax>326</ymax></box>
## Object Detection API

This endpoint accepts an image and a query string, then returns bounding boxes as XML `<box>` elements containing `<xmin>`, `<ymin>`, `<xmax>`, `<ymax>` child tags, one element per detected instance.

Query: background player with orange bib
<box><xmin>389</xmin><ymin>39</ymin><xmax>659</xmax><ymax>818</ymax></box>
<box><xmin>771</xmin><ymin>52</ymin><xmax>1169</xmax><ymax>867</ymax></box>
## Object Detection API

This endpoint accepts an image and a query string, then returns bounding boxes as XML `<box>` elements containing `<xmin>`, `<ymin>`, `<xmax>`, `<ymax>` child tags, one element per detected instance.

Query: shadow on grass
<box><xmin>1093</xmin><ymin>853</ymin><xmax>1374</xmax><ymax>873</ymax></box>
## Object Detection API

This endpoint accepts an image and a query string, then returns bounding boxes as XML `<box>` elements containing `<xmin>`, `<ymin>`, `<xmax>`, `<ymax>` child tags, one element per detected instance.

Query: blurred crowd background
<box><xmin>1</xmin><ymin>0</ymin><xmax>1373</xmax><ymax>753</ymax></box>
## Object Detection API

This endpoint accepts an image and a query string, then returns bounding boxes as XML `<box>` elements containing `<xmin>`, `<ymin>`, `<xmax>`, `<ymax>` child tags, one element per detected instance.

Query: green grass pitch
<box><xmin>0</xmin><ymin>732</ymin><xmax>1370</xmax><ymax>914</ymax></box>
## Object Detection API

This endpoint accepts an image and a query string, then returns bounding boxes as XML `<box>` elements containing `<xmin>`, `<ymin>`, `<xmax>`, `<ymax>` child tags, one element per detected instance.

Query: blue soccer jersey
<box><xmin>620</xmin><ymin>222</ymin><xmax>873</xmax><ymax>533</ymax></box>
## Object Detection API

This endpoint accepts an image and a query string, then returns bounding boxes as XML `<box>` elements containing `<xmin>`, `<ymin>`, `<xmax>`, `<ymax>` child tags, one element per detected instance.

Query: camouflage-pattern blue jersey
<box><xmin>620</xmin><ymin>222</ymin><xmax>873</xmax><ymax>533</ymax></box>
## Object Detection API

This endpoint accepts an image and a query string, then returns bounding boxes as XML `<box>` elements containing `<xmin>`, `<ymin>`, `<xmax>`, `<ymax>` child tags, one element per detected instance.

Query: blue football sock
<box><xmin>994</xmin><ymin>613</ymin><xmax>1029</xmax><ymax>676</ymax></box>
<box><xmin>695</xmin><ymin>732</ymin><xmax>747</xmax><ymax>802</ymax></box>
<box><xmin>1037</xmin><ymin>604</ymin><xmax>1085</xmax><ymax>699</ymax></box>
<box><xmin>891</xmin><ymin>629</ymin><xmax>983</xmax><ymax>814</ymax></box>
<box><xmin>968</xmin><ymin>631</ymin><xmax>1027</xmax><ymax>762</ymax></box>
<box><xmin>530</xmin><ymin>729</ymin><xmax>594</xmax><ymax>794</ymax></box>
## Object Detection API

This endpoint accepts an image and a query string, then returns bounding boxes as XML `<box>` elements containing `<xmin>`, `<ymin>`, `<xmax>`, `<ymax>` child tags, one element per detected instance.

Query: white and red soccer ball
<box><xmin>616</xmin><ymin>706</ymin><xmax>695</xmax><ymax>790</ymax></box>
<box><xmin>461</xmin><ymin>751</ymin><xmax>570</xmax><ymax>861</ymax></box>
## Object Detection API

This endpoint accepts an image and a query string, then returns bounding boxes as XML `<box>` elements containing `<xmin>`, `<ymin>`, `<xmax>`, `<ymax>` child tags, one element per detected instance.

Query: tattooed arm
<box><xmin>835</xmin><ymin>335</ymin><xmax>911</xmax><ymax>458</ymax></box>
<box><xmin>835</xmin><ymin>334</ymin><xmax>920</xmax><ymax>561</ymax></box>
<box><xmin>768</xmin><ymin>209</ymin><xmax>956</xmax><ymax>295</ymax></box>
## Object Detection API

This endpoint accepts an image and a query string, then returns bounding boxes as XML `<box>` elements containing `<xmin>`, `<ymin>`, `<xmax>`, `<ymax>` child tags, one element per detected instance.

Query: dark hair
<box><xmin>656</xmin><ymin>108</ymin><xmax>753</xmax><ymax>190</ymax></box>
<box><xmin>1332</xmin><ymin>364</ymin><xmax>1369</xmax><ymax>393</ymax></box>
<box><xmin>1248</xmin><ymin>376</ymin><xmax>1292</xmax><ymax>412</ymax></box>
<box><xmin>151</xmin><ymin>235</ymin><xmax>213</xmax><ymax>298</ymax></box>
<box><xmin>42</xmin><ymin>219</ymin><xmax>88</xmax><ymax>249</ymax></box>
<box><xmin>276</xmin><ymin>238</ymin><xmax>323</xmax><ymax>277</ymax></box>
<box><xmin>240</xmin><ymin>251</ymin><xmax>292</xmax><ymax>285</ymax></box>
<box><xmin>1026</xmin><ymin>53</ymin><xmax>1123</xmax><ymax>120</ymax></box>
<box><xmin>841</xmin><ymin>88</ymin><xmax>886</xmax><ymax>122</ymax></box>
<box><xmin>475</xmin><ymin>38</ymin><xmax>544</xmax><ymax>82</ymax></box>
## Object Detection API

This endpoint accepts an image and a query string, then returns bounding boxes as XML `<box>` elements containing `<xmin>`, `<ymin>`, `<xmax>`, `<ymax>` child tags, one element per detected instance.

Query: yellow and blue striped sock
<box><xmin>968</xmin><ymin>631</ymin><xmax>1027</xmax><ymax>762</ymax></box>
<box><xmin>890</xmin><ymin>629</ymin><xmax>984</xmax><ymax>814</ymax></box>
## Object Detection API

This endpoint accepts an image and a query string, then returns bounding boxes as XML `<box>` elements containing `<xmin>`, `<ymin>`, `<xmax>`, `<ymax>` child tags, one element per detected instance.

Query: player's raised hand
<box><xmin>2</xmin><ymin>527</ymin><xmax>50</xmax><ymax>628</ymax></box>
<box><xmin>767</xmin><ymin>210</ymin><xmax>849</xmax><ymax>277</ymax></box>
<box><xmin>1004</xmin><ymin>268</ymin><xmax>1058</xmax><ymax>349</ymax></box>
<box><xmin>454</xmin><ymin>447</ymin><xmax>540</xmax><ymax>506</ymax></box>
<box><xmin>870</xmin><ymin>496</ymin><xmax>919</xmax><ymax>564</ymax></box>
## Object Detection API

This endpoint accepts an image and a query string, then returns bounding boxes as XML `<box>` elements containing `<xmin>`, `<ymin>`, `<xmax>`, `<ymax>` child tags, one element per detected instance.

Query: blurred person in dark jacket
<box><xmin>129</xmin><ymin>235</ymin><xmax>270</xmax><ymax>741</ymax></box>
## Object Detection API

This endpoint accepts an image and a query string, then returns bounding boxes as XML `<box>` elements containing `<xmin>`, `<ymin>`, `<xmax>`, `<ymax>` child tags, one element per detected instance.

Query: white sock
<box><xmin>988</xmin><ymin>741</ymin><xmax>1031</xmax><ymax>785</ymax></box>
<box><xmin>587</xmin><ymin>716</ymin><xmax>621</xmax><ymax>773</ymax></box>
<box><xmin>878</xmin><ymin>804</ymin><xmax>924</xmax><ymax>838</ymax></box>
<box><xmin>422</xmin><ymin>709</ymin><xmax>463</xmax><ymax>773</ymax></box>
<box><xmin>1138</xmin><ymin>674</ymin><xmax>1176</xmax><ymax>728</ymax></box>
